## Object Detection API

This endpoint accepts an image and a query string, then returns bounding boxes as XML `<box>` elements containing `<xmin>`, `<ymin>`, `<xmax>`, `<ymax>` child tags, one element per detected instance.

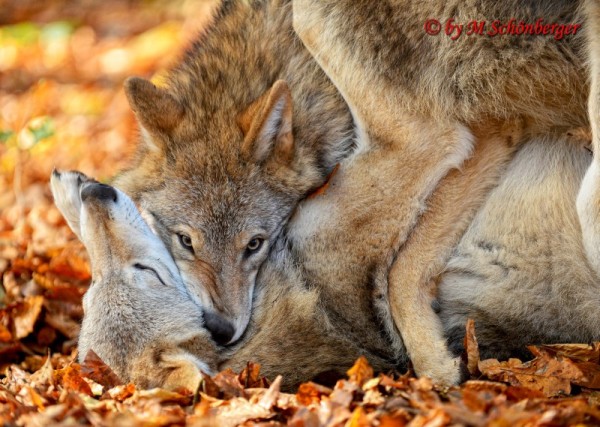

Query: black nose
<box><xmin>204</xmin><ymin>311</ymin><xmax>235</xmax><ymax>345</ymax></box>
<box><xmin>81</xmin><ymin>183</ymin><xmax>118</xmax><ymax>203</ymax></box>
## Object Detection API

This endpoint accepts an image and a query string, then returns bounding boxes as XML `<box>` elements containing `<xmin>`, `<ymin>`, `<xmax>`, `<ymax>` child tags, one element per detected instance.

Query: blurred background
<box><xmin>0</xmin><ymin>0</ymin><xmax>216</xmax><ymax>368</ymax></box>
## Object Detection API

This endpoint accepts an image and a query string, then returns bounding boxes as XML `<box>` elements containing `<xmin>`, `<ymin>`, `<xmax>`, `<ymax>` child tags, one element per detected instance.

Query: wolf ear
<box><xmin>238</xmin><ymin>80</ymin><xmax>294</xmax><ymax>165</ymax></box>
<box><xmin>124</xmin><ymin>77</ymin><xmax>184</xmax><ymax>145</ymax></box>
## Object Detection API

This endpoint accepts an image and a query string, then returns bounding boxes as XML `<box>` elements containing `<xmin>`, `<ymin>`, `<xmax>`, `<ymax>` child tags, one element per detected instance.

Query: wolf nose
<box><xmin>204</xmin><ymin>311</ymin><xmax>235</xmax><ymax>345</ymax></box>
<box><xmin>81</xmin><ymin>183</ymin><xmax>118</xmax><ymax>203</ymax></box>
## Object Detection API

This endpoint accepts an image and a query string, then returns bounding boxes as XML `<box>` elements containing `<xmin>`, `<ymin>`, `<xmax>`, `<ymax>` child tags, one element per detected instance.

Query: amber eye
<box><xmin>178</xmin><ymin>233</ymin><xmax>193</xmax><ymax>252</ymax></box>
<box><xmin>246</xmin><ymin>238</ymin><xmax>264</xmax><ymax>253</ymax></box>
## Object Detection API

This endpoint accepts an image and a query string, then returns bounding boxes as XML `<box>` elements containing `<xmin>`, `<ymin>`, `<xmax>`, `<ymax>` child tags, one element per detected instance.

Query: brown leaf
<box><xmin>378</xmin><ymin>414</ymin><xmax>408</xmax><ymax>427</ymax></box>
<box><xmin>258</xmin><ymin>375</ymin><xmax>281</xmax><ymax>410</ymax></box>
<box><xmin>80</xmin><ymin>350</ymin><xmax>122</xmax><ymax>389</ymax></box>
<box><xmin>380</xmin><ymin>373</ymin><xmax>410</xmax><ymax>390</ymax></box>
<box><xmin>478</xmin><ymin>347</ymin><xmax>587</xmax><ymax>397</ymax></box>
<box><xmin>12</xmin><ymin>295</ymin><xmax>44</xmax><ymax>339</ymax></box>
<box><xmin>213</xmin><ymin>368</ymin><xmax>245</xmax><ymax>399</ymax></box>
<box><xmin>539</xmin><ymin>342</ymin><xmax>600</xmax><ymax>364</ymax></box>
<box><xmin>296</xmin><ymin>381</ymin><xmax>332</xmax><ymax>406</ymax></box>
<box><xmin>199</xmin><ymin>371</ymin><xmax>221</xmax><ymax>398</ymax></box>
<box><xmin>347</xmin><ymin>356</ymin><xmax>374</xmax><ymax>387</ymax></box>
<box><xmin>29</xmin><ymin>353</ymin><xmax>54</xmax><ymax>389</ymax></box>
<box><xmin>239</xmin><ymin>361</ymin><xmax>269</xmax><ymax>389</ymax></box>
<box><xmin>129</xmin><ymin>387</ymin><xmax>192</xmax><ymax>405</ymax></box>
<box><xmin>47</xmin><ymin>248</ymin><xmax>90</xmax><ymax>281</ymax></box>
<box><xmin>0</xmin><ymin>322</ymin><xmax>12</xmax><ymax>342</ymax></box>
<box><xmin>464</xmin><ymin>318</ymin><xmax>480</xmax><ymax>376</ymax></box>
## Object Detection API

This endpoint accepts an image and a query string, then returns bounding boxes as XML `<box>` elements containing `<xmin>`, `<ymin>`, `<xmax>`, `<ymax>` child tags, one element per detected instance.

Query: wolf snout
<box><xmin>203</xmin><ymin>311</ymin><xmax>235</xmax><ymax>345</ymax></box>
<box><xmin>81</xmin><ymin>183</ymin><xmax>118</xmax><ymax>203</ymax></box>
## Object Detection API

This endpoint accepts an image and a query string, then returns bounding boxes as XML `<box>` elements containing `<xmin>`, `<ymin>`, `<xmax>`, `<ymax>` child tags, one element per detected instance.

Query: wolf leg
<box><xmin>388</xmin><ymin>122</ymin><xmax>518</xmax><ymax>385</ymax></box>
<box><xmin>577</xmin><ymin>0</ymin><xmax>600</xmax><ymax>276</ymax></box>
<box><xmin>293</xmin><ymin>0</ymin><xmax>518</xmax><ymax>384</ymax></box>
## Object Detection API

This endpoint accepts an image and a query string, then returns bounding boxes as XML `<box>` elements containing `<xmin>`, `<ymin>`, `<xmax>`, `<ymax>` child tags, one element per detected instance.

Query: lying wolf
<box><xmin>50</xmin><ymin>170</ymin><xmax>218</xmax><ymax>390</ymax></box>
<box><xmin>52</xmin><ymin>126</ymin><xmax>600</xmax><ymax>391</ymax></box>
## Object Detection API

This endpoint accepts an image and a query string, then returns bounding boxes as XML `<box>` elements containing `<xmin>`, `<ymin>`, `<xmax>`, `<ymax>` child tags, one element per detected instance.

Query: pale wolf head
<box><xmin>50</xmin><ymin>170</ymin><xmax>219</xmax><ymax>390</ymax></box>
<box><xmin>113</xmin><ymin>78</ymin><xmax>326</xmax><ymax>345</ymax></box>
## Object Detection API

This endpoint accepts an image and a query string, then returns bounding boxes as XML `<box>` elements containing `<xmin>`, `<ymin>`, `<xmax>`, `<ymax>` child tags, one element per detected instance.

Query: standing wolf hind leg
<box><xmin>292</xmin><ymin>0</ymin><xmax>497</xmax><ymax>385</ymax></box>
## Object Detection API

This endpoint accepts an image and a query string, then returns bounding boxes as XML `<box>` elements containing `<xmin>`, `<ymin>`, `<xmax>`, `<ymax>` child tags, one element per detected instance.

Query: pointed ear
<box><xmin>238</xmin><ymin>80</ymin><xmax>294</xmax><ymax>165</ymax></box>
<box><xmin>50</xmin><ymin>170</ymin><xmax>87</xmax><ymax>242</ymax></box>
<box><xmin>124</xmin><ymin>77</ymin><xmax>184</xmax><ymax>139</ymax></box>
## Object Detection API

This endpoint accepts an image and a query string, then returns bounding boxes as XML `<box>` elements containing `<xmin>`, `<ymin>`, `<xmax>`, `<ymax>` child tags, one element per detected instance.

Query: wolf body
<box><xmin>113</xmin><ymin>0</ymin><xmax>597</xmax><ymax>386</ymax></box>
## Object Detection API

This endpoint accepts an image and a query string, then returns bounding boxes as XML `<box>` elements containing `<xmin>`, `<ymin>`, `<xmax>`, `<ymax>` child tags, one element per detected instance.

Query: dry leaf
<box><xmin>54</xmin><ymin>364</ymin><xmax>93</xmax><ymax>396</ymax></box>
<box><xmin>464</xmin><ymin>318</ymin><xmax>480</xmax><ymax>376</ymax></box>
<box><xmin>80</xmin><ymin>350</ymin><xmax>122</xmax><ymax>390</ymax></box>
<box><xmin>214</xmin><ymin>368</ymin><xmax>246</xmax><ymax>399</ymax></box>
<box><xmin>12</xmin><ymin>295</ymin><xmax>44</xmax><ymax>339</ymax></box>
<box><xmin>347</xmin><ymin>356</ymin><xmax>374</xmax><ymax>387</ymax></box>
<box><xmin>296</xmin><ymin>382</ymin><xmax>332</xmax><ymax>406</ymax></box>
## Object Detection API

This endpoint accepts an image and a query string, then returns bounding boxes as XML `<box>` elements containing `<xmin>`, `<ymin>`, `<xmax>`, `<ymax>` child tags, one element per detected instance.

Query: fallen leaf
<box><xmin>54</xmin><ymin>364</ymin><xmax>93</xmax><ymax>396</ymax></box>
<box><xmin>464</xmin><ymin>318</ymin><xmax>480</xmax><ymax>376</ymax></box>
<box><xmin>347</xmin><ymin>356</ymin><xmax>374</xmax><ymax>387</ymax></box>
<box><xmin>296</xmin><ymin>382</ymin><xmax>332</xmax><ymax>406</ymax></box>
<box><xmin>214</xmin><ymin>368</ymin><xmax>246</xmax><ymax>399</ymax></box>
<box><xmin>12</xmin><ymin>295</ymin><xmax>44</xmax><ymax>339</ymax></box>
<box><xmin>540</xmin><ymin>342</ymin><xmax>600</xmax><ymax>364</ymax></box>
<box><xmin>80</xmin><ymin>350</ymin><xmax>122</xmax><ymax>389</ymax></box>
<box><xmin>239</xmin><ymin>361</ymin><xmax>268</xmax><ymax>389</ymax></box>
<box><xmin>478</xmin><ymin>346</ymin><xmax>591</xmax><ymax>397</ymax></box>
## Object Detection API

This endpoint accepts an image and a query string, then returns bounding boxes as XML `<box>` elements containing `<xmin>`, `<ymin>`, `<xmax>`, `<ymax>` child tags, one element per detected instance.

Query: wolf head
<box><xmin>50</xmin><ymin>170</ymin><xmax>219</xmax><ymax>390</ymax></box>
<box><xmin>113</xmin><ymin>77</ymin><xmax>325</xmax><ymax>345</ymax></box>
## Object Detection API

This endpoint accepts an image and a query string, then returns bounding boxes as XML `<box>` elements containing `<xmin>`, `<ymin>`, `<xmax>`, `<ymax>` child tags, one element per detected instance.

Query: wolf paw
<box><xmin>412</xmin><ymin>354</ymin><xmax>462</xmax><ymax>387</ymax></box>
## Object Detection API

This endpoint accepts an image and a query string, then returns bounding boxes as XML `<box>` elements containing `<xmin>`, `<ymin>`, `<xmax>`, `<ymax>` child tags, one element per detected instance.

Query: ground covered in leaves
<box><xmin>2</xmin><ymin>0</ymin><xmax>600</xmax><ymax>425</ymax></box>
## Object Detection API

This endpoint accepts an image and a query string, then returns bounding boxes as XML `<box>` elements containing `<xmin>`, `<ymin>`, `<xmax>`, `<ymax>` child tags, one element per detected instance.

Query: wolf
<box><xmin>54</xmin><ymin>125</ymin><xmax>600</xmax><ymax>391</ymax></box>
<box><xmin>50</xmin><ymin>170</ymin><xmax>219</xmax><ymax>390</ymax></box>
<box><xmin>113</xmin><ymin>0</ymin><xmax>595</xmax><ymax>385</ymax></box>
<box><xmin>113</xmin><ymin>0</ymin><xmax>355</xmax><ymax>346</ymax></box>
<box><xmin>289</xmin><ymin>0</ymin><xmax>600</xmax><ymax>383</ymax></box>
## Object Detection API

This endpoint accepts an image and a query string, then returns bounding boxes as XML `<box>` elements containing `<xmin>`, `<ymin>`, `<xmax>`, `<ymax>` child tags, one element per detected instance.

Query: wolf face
<box><xmin>110</xmin><ymin>0</ymin><xmax>354</xmax><ymax>346</ymax></box>
<box><xmin>50</xmin><ymin>170</ymin><xmax>219</xmax><ymax>390</ymax></box>
<box><xmin>115</xmin><ymin>77</ymin><xmax>326</xmax><ymax>345</ymax></box>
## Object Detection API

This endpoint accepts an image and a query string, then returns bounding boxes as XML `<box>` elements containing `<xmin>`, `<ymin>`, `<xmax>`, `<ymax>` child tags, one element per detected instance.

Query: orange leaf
<box><xmin>54</xmin><ymin>364</ymin><xmax>93</xmax><ymax>396</ymax></box>
<box><xmin>296</xmin><ymin>381</ymin><xmax>332</xmax><ymax>405</ymax></box>
<box><xmin>238</xmin><ymin>361</ymin><xmax>268</xmax><ymax>389</ymax></box>
<box><xmin>347</xmin><ymin>356</ymin><xmax>374</xmax><ymax>387</ymax></box>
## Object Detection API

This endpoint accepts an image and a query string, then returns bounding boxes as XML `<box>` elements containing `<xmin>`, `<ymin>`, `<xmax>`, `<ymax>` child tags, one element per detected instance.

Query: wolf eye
<box><xmin>177</xmin><ymin>233</ymin><xmax>194</xmax><ymax>252</ymax></box>
<box><xmin>133</xmin><ymin>263</ymin><xmax>167</xmax><ymax>286</ymax></box>
<box><xmin>246</xmin><ymin>238</ymin><xmax>264</xmax><ymax>254</ymax></box>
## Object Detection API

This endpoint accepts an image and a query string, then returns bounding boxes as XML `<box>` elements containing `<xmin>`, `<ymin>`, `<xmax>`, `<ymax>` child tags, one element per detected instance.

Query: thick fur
<box><xmin>290</xmin><ymin>0</ymin><xmax>589</xmax><ymax>384</ymax></box>
<box><xmin>293</xmin><ymin>0</ymin><xmax>587</xmax><ymax>133</ymax></box>
<box><xmin>439</xmin><ymin>134</ymin><xmax>598</xmax><ymax>358</ymax></box>
<box><xmin>114</xmin><ymin>0</ymin><xmax>354</xmax><ymax>343</ymax></box>
<box><xmin>50</xmin><ymin>171</ymin><xmax>219</xmax><ymax>390</ymax></box>
<box><xmin>111</xmin><ymin>0</ymin><xmax>598</xmax><ymax>386</ymax></box>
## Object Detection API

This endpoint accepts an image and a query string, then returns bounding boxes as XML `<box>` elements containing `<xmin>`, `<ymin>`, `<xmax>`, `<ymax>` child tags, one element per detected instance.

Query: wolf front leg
<box><xmin>577</xmin><ymin>0</ymin><xmax>600</xmax><ymax>276</ymax></box>
<box><xmin>388</xmin><ymin>123</ymin><xmax>519</xmax><ymax>385</ymax></box>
